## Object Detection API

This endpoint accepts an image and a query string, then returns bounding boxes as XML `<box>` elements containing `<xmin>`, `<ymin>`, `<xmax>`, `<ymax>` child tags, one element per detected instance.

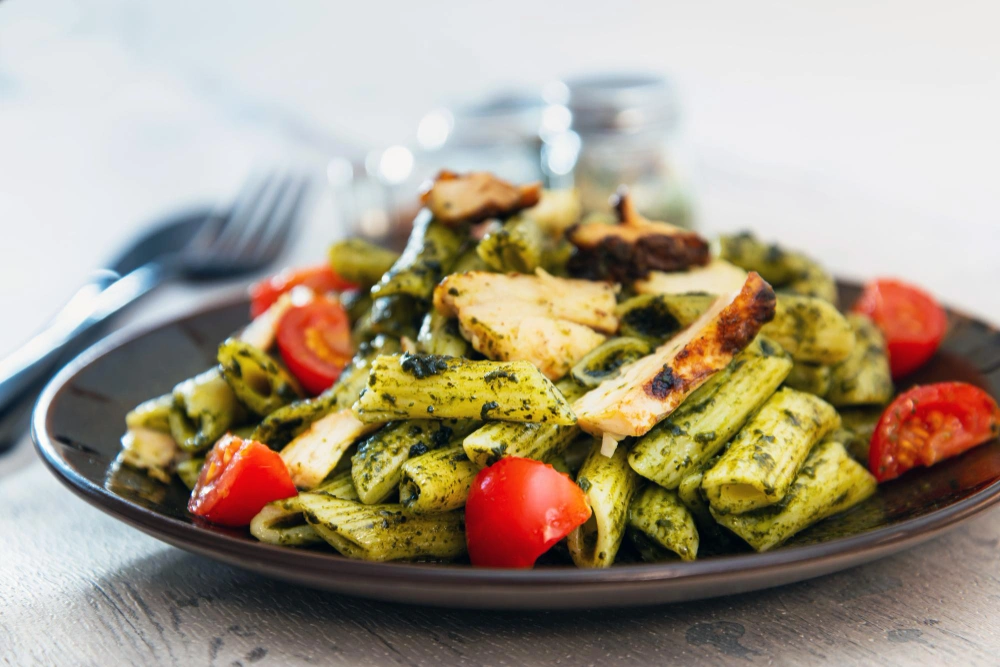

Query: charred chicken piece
<box><xmin>573</xmin><ymin>272</ymin><xmax>776</xmax><ymax>438</ymax></box>
<box><xmin>434</xmin><ymin>270</ymin><xmax>618</xmax><ymax>380</ymax></box>
<box><xmin>567</xmin><ymin>190</ymin><xmax>710</xmax><ymax>282</ymax></box>
<box><xmin>421</xmin><ymin>170</ymin><xmax>542</xmax><ymax>225</ymax></box>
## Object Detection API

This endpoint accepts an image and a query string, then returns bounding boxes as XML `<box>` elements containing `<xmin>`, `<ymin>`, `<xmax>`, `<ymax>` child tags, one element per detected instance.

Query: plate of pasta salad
<box><xmin>33</xmin><ymin>171</ymin><xmax>1000</xmax><ymax>608</ymax></box>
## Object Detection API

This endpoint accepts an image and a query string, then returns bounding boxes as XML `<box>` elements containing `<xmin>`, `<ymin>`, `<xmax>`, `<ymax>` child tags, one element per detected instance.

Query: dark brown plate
<box><xmin>32</xmin><ymin>284</ymin><xmax>1000</xmax><ymax>609</ymax></box>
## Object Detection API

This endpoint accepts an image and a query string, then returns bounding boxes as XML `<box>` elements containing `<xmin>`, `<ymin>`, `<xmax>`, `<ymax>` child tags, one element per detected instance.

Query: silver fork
<box><xmin>0</xmin><ymin>168</ymin><xmax>311</xmax><ymax>418</ymax></box>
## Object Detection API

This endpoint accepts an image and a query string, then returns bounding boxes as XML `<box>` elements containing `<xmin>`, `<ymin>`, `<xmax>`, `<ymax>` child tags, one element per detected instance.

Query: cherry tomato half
<box><xmin>276</xmin><ymin>297</ymin><xmax>354</xmax><ymax>395</ymax></box>
<box><xmin>465</xmin><ymin>457</ymin><xmax>592</xmax><ymax>568</ymax></box>
<box><xmin>188</xmin><ymin>434</ymin><xmax>298</xmax><ymax>526</ymax></box>
<box><xmin>869</xmin><ymin>382</ymin><xmax>1000</xmax><ymax>483</ymax></box>
<box><xmin>853</xmin><ymin>278</ymin><xmax>947</xmax><ymax>379</ymax></box>
<box><xmin>250</xmin><ymin>265</ymin><xmax>357</xmax><ymax>318</ymax></box>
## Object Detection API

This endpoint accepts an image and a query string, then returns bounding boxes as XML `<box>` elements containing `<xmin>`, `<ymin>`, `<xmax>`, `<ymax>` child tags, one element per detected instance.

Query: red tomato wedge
<box><xmin>250</xmin><ymin>265</ymin><xmax>357</xmax><ymax>318</ymax></box>
<box><xmin>276</xmin><ymin>297</ymin><xmax>354</xmax><ymax>395</ymax></box>
<box><xmin>869</xmin><ymin>382</ymin><xmax>1000</xmax><ymax>483</ymax></box>
<box><xmin>465</xmin><ymin>457</ymin><xmax>592</xmax><ymax>568</ymax></box>
<box><xmin>853</xmin><ymin>278</ymin><xmax>947</xmax><ymax>379</ymax></box>
<box><xmin>188</xmin><ymin>434</ymin><xmax>298</xmax><ymax>526</ymax></box>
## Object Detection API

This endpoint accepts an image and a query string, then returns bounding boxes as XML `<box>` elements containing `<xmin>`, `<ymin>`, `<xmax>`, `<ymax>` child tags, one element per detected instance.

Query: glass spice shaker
<box><xmin>541</xmin><ymin>73</ymin><xmax>694</xmax><ymax>227</ymax></box>
<box><xmin>415</xmin><ymin>91</ymin><xmax>546</xmax><ymax>186</ymax></box>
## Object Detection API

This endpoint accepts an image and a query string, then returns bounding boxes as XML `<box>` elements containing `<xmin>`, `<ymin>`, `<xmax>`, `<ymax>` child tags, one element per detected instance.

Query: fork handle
<box><xmin>0</xmin><ymin>262</ymin><xmax>171</xmax><ymax>413</ymax></box>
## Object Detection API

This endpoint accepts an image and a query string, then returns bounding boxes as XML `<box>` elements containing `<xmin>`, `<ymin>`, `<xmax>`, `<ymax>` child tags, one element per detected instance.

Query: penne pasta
<box><xmin>399</xmin><ymin>445</ymin><xmax>479</xmax><ymax>513</ymax></box>
<box><xmin>353</xmin><ymin>354</ymin><xmax>577</xmax><ymax>425</ymax></box>
<box><xmin>627</xmin><ymin>485</ymin><xmax>699</xmax><ymax>562</ymax></box>
<box><xmin>352</xmin><ymin>419</ymin><xmax>478</xmax><ymax>504</ymax></box>
<box><xmin>826</xmin><ymin>314</ymin><xmax>894</xmax><ymax>407</ymax></box>
<box><xmin>712</xmin><ymin>439</ymin><xmax>877</xmax><ymax>551</ymax></box>
<box><xmin>702</xmin><ymin>387</ymin><xmax>840</xmax><ymax>514</ymax></box>
<box><xmin>567</xmin><ymin>440</ymin><xmax>641</xmax><ymax>568</ymax></box>
<box><xmin>300</xmin><ymin>494</ymin><xmax>467</xmax><ymax>561</ymax></box>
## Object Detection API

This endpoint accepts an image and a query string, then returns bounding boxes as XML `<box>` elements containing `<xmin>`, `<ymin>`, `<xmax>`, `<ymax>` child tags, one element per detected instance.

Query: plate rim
<box><xmin>30</xmin><ymin>288</ymin><xmax>1000</xmax><ymax>594</ymax></box>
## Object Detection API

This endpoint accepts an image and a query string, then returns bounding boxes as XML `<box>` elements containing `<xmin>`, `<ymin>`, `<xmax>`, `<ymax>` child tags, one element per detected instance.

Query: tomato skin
<box><xmin>250</xmin><ymin>265</ymin><xmax>357</xmax><ymax>318</ymax></box>
<box><xmin>465</xmin><ymin>457</ymin><xmax>592</xmax><ymax>568</ymax></box>
<box><xmin>869</xmin><ymin>382</ymin><xmax>1000</xmax><ymax>483</ymax></box>
<box><xmin>276</xmin><ymin>297</ymin><xmax>354</xmax><ymax>395</ymax></box>
<box><xmin>853</xmin><ymin>278</ymin><xmax>947</xmax><ymax>379</ymax></box>
<box><xmin>188</xmin><ymin>434</ymin><xmax>298</xmax><ymax>526</ymax></box>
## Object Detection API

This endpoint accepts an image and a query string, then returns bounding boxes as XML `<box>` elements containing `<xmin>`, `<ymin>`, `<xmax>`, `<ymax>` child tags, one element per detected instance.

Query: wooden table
<box><xmin>3</xmin><ymin>434</ymin><xmax>999</xmax><ymax>665</ymax></box>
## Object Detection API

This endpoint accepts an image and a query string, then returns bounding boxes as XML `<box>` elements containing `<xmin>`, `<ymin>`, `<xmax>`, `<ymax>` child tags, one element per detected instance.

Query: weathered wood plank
<box><xmin>3</xmin><ymin>444</ymin><xmax>1000</xmax><ymax>666</ymax></box>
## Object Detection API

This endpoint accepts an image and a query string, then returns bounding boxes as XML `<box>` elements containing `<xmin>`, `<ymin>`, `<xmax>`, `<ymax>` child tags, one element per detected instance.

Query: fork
<box><xmin>0</xmin><ymin>168</ymin><xmax>311</xmax><ymax>419</ymax></box>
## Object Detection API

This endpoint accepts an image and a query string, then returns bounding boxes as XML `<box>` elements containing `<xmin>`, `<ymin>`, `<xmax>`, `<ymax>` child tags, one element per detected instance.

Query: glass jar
<box><xmin>415</xmin><ymin>92</ymin><xmax>545</xmax><ymax>186</ymax></box>
<box><xmin>541</xmin><ymin>73</ymin><xmax>693</xmax><ymax>227</ymax></box>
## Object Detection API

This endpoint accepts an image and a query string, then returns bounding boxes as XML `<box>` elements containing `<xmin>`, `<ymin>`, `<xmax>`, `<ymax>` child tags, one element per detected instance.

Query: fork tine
<box><xmin>210</xmin><ymin>169</ymin><xmax>281</xmax><ymax>255</ymax></box>
<box><xmin>218</xmin><ymin>171</ymin><xmax>293</xmax><ymax>260</ymax></box>
<box><xmin>249</xmin><ymin>174</ymin><xmax>311</xmax><ymax>264</ymax></box>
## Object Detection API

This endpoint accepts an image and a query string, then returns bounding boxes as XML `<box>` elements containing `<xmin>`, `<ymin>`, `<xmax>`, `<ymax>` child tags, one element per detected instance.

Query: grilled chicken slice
<box><xmin>281</xmin><ymin>408</ymin><xmax>380</xmax><ymax>489</ymax></box>
<box><xmin>421</xmin><ymin>170</ymin><xmax>542</xmax><ymax>225</ymax></box>
<box><xmin>435</xmin><ymin>271</ymin><xmax>618</xmax><ymax>332</ymax></box>
<box><xmin>633</xmin><ymin>258</ymin><xmax>748</xmax><ymax>296</ymax></box>
<box><xmin>567</xmin><ymin>191</ymin><xmax>710</xmax><ymax>283</ymax></box>
<box><xmin>434</xmin><ymin>270</ymin><xmax>618</xmax><ymax>379</ymax></box>
<box><xmin>574</xmin><ymin>272</ymin><xmax>776</xmax><ymax>439</ymax></box>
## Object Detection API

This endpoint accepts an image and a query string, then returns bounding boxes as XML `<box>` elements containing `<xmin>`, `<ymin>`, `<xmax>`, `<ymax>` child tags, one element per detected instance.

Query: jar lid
<box><xmin>552</xmin><ymin>73</ymin><xmax>679</xmax><ymax>134</ymax></box>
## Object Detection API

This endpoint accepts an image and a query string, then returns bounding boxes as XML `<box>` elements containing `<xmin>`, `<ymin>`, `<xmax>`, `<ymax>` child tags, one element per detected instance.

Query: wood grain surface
<box><xmin>2</xmin><ymin>437</ymin><xmax>998</xmax><ymax>666</ymax></box>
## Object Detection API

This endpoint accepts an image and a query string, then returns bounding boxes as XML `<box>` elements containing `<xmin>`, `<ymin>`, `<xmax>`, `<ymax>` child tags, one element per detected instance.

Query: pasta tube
<box><xmin>367</xmin><ymin>295</ymin><xmax>422</xmax><ymax>341</ymax></box>
<box><xmin>524</xmin><ymin>188</ymin><xmax>581</xmax><ymax>237</ymax></box>
<box><xmin>169</xmin><ymin>367</ymin><xmax>248</xmax><ymax>452</ymax></box>
<box><xmin>417</xmin><ymin>310</ymin><xmax>473</xmax><ymax>358</ymax></box>
<box><xmin>570</xmin><ymin>337</ymin><xmax>652</xmax><ymax>388</ymax></box>
<box><xmin>118</xmin><ymin>428</ymin><xmax>177</xmax><ymax>483</ymax></box>
<box><xmin>702</xmin><ymin>387</ymin><xmax>840</xmax><ymax>514</ymax></box>
<box><xmin>476</xmin><ymin>214</ymin><xmax>544</xmax><ymax>273</ymax></box>
<box><xmin>783</xmin><ymin>259</ymin><xmax>837</xmax><ymax>303</ymax></box>
<box><xmin>217</xmin><ymin>338</ymin><xmax>302</xmax><ymax>415</ymax></box>
<box><xmin>175</xmin><ymin>457</ymin><xmax>204</xmax><ymax>490</ymax></box>
<box><xmin>712</xmin><ymin>439</ymin><xmax>876</xmax><ymax>551</ymax></box>
<box><xmin>627</xmin><ymin>485</ymin><xmax>699</xmax><ymax>561</ymax></box>
<box><xmin>370</xmin><ymin>210</ymin><xmax>465</xmax><ymax>301</ymax></box>
<box><xmin>249</xmin><ymin>471</ymin><xmax>360</xmax><ymax>548</ymax></box>
<box><xmin>677</xmin><ymin>470</ymin><xmax>713</xmax><ymax>528</ymax></box>
<box><xmin>826</xmin><ymin>314</ymin><xmax>894</xmax><ymax>406</ymax></box>
<box><xmin>125</xmin><ymin>394</ymin><xmax>174</xmax><ymax>433</ymax></box>
<box><xmin>399</xmin><ymin>445</ymin><xmax>479</xmax><ymax>513</ymax></box>
<box><xmin>838</xmin><ymin>406</ymin><xmax>884</xmax><ymax>463</ymax></box>
<box><xmin>299</xmin><ymin>494</ymin><xmax>467</xmax><ymax>561</ymax></box>
<box><xmin>784</xmin><ymin>361</ymin><xmax>832</xmax><ymax>397</ymax></box>
<box><xmin>762</xmin><ymin>295</ymin><xmax>855</xmax><ymax>365</ymax></box>
<box><xmin>352</xmin><ymin>419</ymin><xmax>478</xmax><ymax>504</ymax></box>
<box><xmin>450</xmin><ymin>245</ymin><xmax>492</xmax><ymax>274</ymax></box>
<box><xmin>717</xmin><ymin>232</ymin><xmax>802</xmax><ymax>285</ymax></box>
<box><xmin>462</xmin><ymin>379</ymin><xmax>586</xmax><ymax>467</ymax></box>
<box><xmin>353</xmin><ymin>354</ymin><xmax>577</xmax><ymax>425</ymax></box>
<box><xmin>615</xmin><ymin>293</ymin><xmax>707</xmax><ymax>343</ymax></box>
<box><xmin>328</xmin><ymin>238</ymin><xmax>400</xmax><ymax>287</ymax></box>
<box><xmin>717</xmin><ymin>232</ymin><xmax>837</xmax><ymax>303</ymax></box>
<box><xmin>567</xmin><ymin>440</ymin><xmax>641</xmax><ymax>568</ymax></box>
<box><xmin>341</xmin><ymin>289</ymin><xmax>373</xmax><ymax>327</ymax></box>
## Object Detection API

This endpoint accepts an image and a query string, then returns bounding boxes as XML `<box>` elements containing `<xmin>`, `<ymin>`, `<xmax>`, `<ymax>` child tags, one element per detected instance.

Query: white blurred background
<box><xmin>1</xmin><ymin>0</ymin><xmax>999</xmax><ymax>358</ymax></box>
